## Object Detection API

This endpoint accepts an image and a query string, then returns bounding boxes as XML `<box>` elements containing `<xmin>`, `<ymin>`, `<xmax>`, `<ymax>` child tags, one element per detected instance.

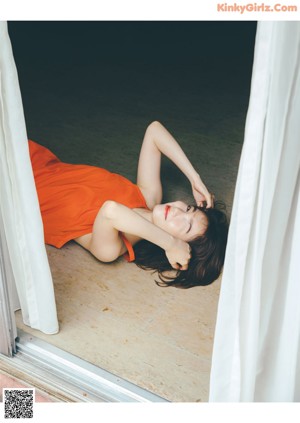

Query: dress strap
<box><xmin>120</xmin><ymin>232</ymin><xmax>135</xmax><ymax>262</ymax></box>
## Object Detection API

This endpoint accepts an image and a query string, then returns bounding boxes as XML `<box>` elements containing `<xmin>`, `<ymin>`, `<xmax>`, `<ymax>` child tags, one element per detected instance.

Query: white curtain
<box><xmin>209</xmin><ymin>21</ymin><xmax>300</xmax><ymax>402</ymax></box>
<box><xmin>0</xmin><ymin>22</ymin><xmax>58</xmax><ymax>334</ymax></box>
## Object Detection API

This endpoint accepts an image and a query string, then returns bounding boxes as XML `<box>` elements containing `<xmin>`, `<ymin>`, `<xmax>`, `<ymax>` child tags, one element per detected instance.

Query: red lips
<box><xmin>165</xmin><ymin>205</ymin><xmax>170</xmax><ymax>220</ymax></box>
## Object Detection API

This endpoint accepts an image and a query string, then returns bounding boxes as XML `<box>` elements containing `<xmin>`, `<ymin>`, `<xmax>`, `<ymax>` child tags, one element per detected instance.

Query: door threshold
<box><xmin>0</xmin><ymin>329</ymin><xmax>167</xmax><ymax>403</ymax></box>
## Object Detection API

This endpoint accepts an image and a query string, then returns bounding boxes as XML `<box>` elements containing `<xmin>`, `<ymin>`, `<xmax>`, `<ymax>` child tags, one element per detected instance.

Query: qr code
<box><xmin>3</xmin><ymin>388</ymin><xmax>34</xmax><ymax>419</ymax></box>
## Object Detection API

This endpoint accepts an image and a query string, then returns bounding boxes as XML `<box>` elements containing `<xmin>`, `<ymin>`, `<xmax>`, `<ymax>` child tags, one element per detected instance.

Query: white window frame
<box><xmin>0</xmin><ymin>213</ymin><xmax>17</xmax><ymax>356</ymax></box>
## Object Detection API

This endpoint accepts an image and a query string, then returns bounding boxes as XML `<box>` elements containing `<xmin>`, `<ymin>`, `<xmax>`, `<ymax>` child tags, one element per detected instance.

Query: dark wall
<box><xmin>8</xmin><ymin>21</ymin><xmax>256</xmax><ymax>67</ymax></box>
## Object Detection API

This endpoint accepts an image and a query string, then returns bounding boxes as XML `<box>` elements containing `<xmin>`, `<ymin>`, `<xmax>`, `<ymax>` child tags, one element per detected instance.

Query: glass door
<box><xmin>0</xmin><ymin>213</ymin><xmax>17</xmax><ymax>357</ymax></box>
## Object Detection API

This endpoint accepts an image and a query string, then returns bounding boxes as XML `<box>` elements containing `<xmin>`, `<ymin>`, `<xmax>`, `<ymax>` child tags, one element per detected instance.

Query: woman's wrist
<box><xmin>160</xmin><ymin>233</ymin><xmax>177</xmax><ymax>252</ymax></box>
<box><xmin>188</xmin><ymin>170</ymin><xmax>202</xmax><ymax>186</ymax></box>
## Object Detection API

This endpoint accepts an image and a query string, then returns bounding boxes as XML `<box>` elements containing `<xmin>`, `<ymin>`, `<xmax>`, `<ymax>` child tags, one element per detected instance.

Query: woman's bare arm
<box><xmin>88</xmin><ymin>200</ymin><xmax>191</xmax><ymax>270</ymax></box>
<box><xmin>137</xmin><ymin>121</ymin><xmax>213</xmax><ymax>208</ymax></box>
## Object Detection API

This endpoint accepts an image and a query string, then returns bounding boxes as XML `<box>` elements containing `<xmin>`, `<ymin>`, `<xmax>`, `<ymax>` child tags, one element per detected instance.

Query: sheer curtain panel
<box><xmin>209</xmin><ymin>21</ymin><xmax>300</xmax><ymax>402</ymax></box>
<box><xmin>0</xmin><ymin>22</ymin><xmax>58</xmax><ymax>334</ymax></box>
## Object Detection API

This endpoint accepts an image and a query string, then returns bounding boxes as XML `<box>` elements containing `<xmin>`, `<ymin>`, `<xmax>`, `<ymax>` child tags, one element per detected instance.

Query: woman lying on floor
<box><xmin>29</xmin><ymin>121</ymin><xmax>228</xmax><ymax>288</ymax></box>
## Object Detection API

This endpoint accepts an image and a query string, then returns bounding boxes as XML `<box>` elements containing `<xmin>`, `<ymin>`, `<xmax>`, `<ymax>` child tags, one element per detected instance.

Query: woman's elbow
<box><xmin>147</xmin><ymin>120</ymin><xmax>163</xmax><ymax>132</ymax></box>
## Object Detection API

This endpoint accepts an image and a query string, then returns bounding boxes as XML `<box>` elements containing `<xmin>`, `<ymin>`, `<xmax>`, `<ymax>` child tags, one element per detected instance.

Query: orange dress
<box><xmin>29</xmin><ymin>140</ymin><xmax>148</xmax><ymax>261</ymax></box>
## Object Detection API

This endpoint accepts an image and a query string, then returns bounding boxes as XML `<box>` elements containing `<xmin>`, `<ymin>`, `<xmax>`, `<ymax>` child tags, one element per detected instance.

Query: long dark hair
<box><xmin>133</xmin><ymin>202</ymin><xmax>229</xmax><ymax>289</ymax></box>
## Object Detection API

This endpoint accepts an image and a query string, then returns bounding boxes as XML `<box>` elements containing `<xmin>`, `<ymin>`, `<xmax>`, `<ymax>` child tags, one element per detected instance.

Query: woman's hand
<box><xmin>191</xmin><ymin>173</ymin><xmax>214</xmax><ymax>208</ymax></box>
<box><xmin>165</xmin><ymin>238</ymin><xmax>192</xmax><ymax>271</ymax></box>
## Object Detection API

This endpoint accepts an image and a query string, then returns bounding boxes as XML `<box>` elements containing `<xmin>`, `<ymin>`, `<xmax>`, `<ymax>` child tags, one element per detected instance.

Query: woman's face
<box><xmin>152</xmin><ymin>201</ymin><xmax>208</xmax><ymax>242</ymax></box>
